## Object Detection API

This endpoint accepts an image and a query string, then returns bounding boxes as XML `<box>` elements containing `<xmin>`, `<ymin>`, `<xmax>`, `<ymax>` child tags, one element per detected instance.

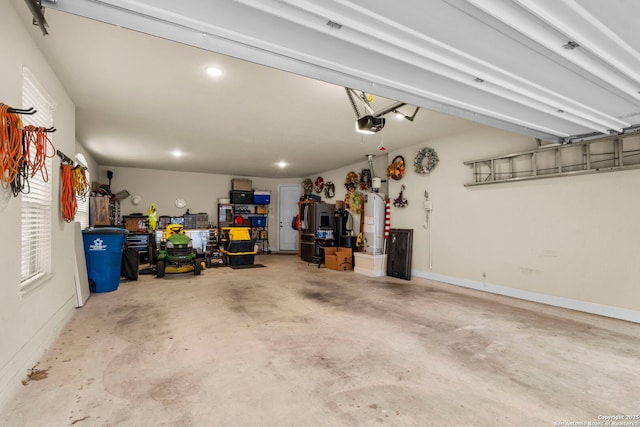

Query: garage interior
<box><xmin>1</xmin><ymin>1</ymin><xmax>640</xmax><ymax>425</ymax></box>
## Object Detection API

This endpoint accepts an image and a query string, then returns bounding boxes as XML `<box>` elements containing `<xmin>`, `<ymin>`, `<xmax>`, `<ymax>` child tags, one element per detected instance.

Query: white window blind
<box><xmin>74</xmin><ymin>153</ymin><xmax>90</xmax><ymax>229</ymax></box>
<box><xmin>20</xmin><ymin>68</ymin><xmax>55</xmax><ymax>285</ymax></box>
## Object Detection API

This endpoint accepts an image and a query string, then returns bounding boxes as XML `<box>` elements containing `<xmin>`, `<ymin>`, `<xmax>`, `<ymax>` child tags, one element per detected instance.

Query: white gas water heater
<box><xmin>363</xmin><ymin>192</ymin><xmax>386</xmax><ymax>255</ymax></box>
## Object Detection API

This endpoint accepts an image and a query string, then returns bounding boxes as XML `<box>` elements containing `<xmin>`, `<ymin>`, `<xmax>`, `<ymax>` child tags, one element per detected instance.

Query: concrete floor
<box><xmin>2</xmin><ymin>255</ymin><xmax>639</xmax><ymax>426</ymax></box>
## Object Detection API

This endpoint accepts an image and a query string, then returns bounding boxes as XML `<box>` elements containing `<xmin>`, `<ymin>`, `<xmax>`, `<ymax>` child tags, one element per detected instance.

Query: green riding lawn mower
<box><xmin>155</xmin><ymin>224</ymin><xmax>202</xmax><ymax>277</ymax></box>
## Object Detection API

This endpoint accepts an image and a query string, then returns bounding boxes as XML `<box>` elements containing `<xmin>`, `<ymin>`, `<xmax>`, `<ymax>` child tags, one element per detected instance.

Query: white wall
<box><xmin>0</xmin><ymin>1</ymin><xmax>82</xmax><ymax>409</ymax></box>
<box><xmin>304</xmin><ymin>153</ymin><xmax>390</xmax><ymax>237</ymax></box>
<box><xmin>384</xmin><ymin>126</ymin><xmax>640</xmax><ymax>319</ymax></box>
<box><xmin>96</xmin><ymin>166</ymin><xmax>299</xmax><ymax>250</ymax></box>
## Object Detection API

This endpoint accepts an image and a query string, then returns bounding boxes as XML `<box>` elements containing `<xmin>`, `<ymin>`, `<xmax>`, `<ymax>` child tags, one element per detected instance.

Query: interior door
<box><xmin>278</xmin><ymin>184</ymin><xmax>300</xmax><ymax>251</ymax></box>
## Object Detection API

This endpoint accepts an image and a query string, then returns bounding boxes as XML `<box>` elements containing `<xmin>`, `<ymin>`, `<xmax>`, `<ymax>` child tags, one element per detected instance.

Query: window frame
<box><xmin>73</xmin><ymin>153</ymin><xmax>90</xmax><ymax>229</ymax></box>
<box><xmin>20</xmin><ymin>67</ymin><xmax>56</xmax><ymax>293</ymax></box>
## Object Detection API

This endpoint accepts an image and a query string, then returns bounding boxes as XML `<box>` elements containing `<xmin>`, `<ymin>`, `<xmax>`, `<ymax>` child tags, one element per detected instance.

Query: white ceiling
<box><xmin>13</xmin><ymin>0</ymin><xmax>640</xmax><ymax>178</ymax></box>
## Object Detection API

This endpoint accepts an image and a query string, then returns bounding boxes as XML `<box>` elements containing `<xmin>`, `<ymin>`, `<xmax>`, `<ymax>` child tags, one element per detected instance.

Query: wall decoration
<box><xmin>344</xmin><ymin>171</ymin><xmax>359</xmax><ymax>191</ymax></box>
<box><xmin>386</xmin><ymin>155</ymin><xmax>405</xmax><ymax>180</ymax></box>
<box><xmin>302</xmin><ymin>178</ymin><xmax>313</xmax><ymax>194</ymax></box>
<box><xmin>414</xmin><ymin>147</ymin><xmax>439</xmax><ymax>174</ymax></box>
<box><xmin>324</xmin><ymin>181</ymin><xmax>335</xmax><ymax>199</ymax></box>
<box><xmin>174</xmin><ymin>198</ymin><xmax>187</xmax><ymax>209</ymax></box>
<box><xmin>344</xmin><ymin>190</ymin><xmax>363</xmax><ymax>214</ymax></box>
<box><xmin>393</xmin><ymin>185</ymin><xmax>408</xmax><ymax>208</ymax></box>
<box><xmin>360</xmin><ymin>168</ymin><xmax>372</xmax><ymax>190</ymax></box>
<box><xmin>314</xmin><ymin>176</ymin><xmax>324</xmax><ymax>193</ymax></box>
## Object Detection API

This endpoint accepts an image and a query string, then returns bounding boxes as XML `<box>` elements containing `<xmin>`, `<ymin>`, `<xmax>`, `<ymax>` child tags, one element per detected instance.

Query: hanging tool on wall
<box><xmin>72</xmin><ymin>165</ymin><xmax>89</xmax><ymax>201</ymax></box>
<box><xmin>1</xmin><ymin>103</ymin><xmax>57</xmax><ymax>196</ymax></box>
<box><xmin>23</xmin><ymin>124</ymin><xmax>55</xmax><ymax>181</ymax></box>
<box><xmin>60</xmin><ymin>163</ymin><xmax>77</xmax><ymax>222</ymax></box>
<box><xmin>423</xmin><ymin>190</ymin><xmax>432</xmax><ymax>229</ymax></box>
<box><xmin>12</xmin><ymin>125</ymin><xmax>55</xmax><ymax>196</ymax></box>
<box><xmin>1</xmin><ymin>104</ymin><xmax>25</xmax><ymax>189</ymax></box>
<box><xmin>57</xmin><ymin>149</ymin><xmax>87</xmax><ymax>222</ymax></box>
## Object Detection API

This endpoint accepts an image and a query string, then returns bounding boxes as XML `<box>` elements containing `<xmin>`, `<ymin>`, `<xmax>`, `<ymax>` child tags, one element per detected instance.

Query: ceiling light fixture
<box><xmin>171</xmin><ymin>150</ymin><xmax>183</xmax><ymax>158</ymax></box>
<box><xmin>205</xmin><ymin>66</ymin><xmax>224</xmax><ymax>77</ymax></box>
<box><xmin>277</xmin><ymin>161</ymin><xmax>287</xmax><ymax>168</ymax></box>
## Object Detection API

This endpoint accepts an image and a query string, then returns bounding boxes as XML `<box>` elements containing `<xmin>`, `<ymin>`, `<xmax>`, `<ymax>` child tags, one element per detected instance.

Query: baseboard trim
<box><xmin>0</xmin><ymin>295</ymin><xmax>76</xmax><ymax>411</ymax></box>
<box><xmin>412</xmin><ymin>270</ymin><xmax>640</xmax><ymax>324</ymax></box>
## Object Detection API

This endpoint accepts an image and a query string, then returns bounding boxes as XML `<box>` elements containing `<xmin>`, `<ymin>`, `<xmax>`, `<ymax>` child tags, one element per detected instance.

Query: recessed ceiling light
<box><xmin>277</xmin><ymin>161</ymin><xmax>287</xmax><ymax>169</ymax></box>
<box><xmin>171</xmin><ymin>150</ymin><xmax>183</xmax><ymax>158</ymax></box>
<box><xmin>205</xmin><ymin>66</ymin><xmax>224</xmax><ymax>77</ymax></box>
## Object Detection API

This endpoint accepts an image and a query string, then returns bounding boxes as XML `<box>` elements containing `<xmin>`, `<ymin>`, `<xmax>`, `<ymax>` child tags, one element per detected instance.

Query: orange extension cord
<box><xmin>0</xmin><ymin>103</ymin><xmax>23</xmax><ymax>188</ymax></box>
<box><xmin>60</xmin><ymin>164</ymin><xmax>77</xmax><ymax>222</ymax></box>
<box><xmin>23</xmin><ymin>124</ymin><xmax>55</xmax><ymax>182</ymax></box>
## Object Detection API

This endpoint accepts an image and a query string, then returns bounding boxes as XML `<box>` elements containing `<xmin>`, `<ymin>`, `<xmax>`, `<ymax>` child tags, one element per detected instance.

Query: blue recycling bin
<box><xmin>82</xmin><ymin>227</ymin><xmax>128</xmax><ymax>293</ymax></box>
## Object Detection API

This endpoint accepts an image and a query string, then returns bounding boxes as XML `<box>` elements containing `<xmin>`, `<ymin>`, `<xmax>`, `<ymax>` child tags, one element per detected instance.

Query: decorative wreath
<box><xmin>414</xmin><ymin>147</ymin><xmax>439</xmax><ymax>174</ymax></box>
<box><xmin>344</xmin><ymin>190</ymin><xmax>363</xmax><ymax>214</ymax></box>
<box><xmin>386</xmin><ymin>155</ymin><xmax>405</xmax><ymax>180</ymax></box>
<box><xmin>324</xmin><ymin>181</ymin><xmax>335</xmax><ymax>199</ymax></box>
<box><xmin>314</xmin><ymin>176</ymin><xmax>324</xmax><ymax>193</ymax></box>
<box><xmin>360</xmin><ymin>168</ymin><xmax>372</xmax><ymax>191</ymax></box>
<box><xmin>344</xmin><ymin>171</ymin><xmax>359</xmax><ymax>191</ymax></box>
<box><xmin>302</xmin><ymin>178</ymin><xmax>313</xmax><ymax>194</ymax></box>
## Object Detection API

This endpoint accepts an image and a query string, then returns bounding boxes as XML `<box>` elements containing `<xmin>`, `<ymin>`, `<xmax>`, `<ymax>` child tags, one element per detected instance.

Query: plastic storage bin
<box><xmin>230</xmin><ymin>190</ymin><xmax>253</xmax><ymax>204</ymax></box>
<box><xmin>253</xmin><ymin>190</ymin><xmax>271</xmax><ymax>204</ymax></box>
<box><xmin>82</xmin><ymin>228</ymin><xmax>128</xmax><ymax>292</ymax></box>
<box><xmin>251</xmin><ymin>216</ymin><xmax>267</xmax><ymax>227</ymax></box>
<box><xmin>226</xmin><ymin>253</ymin><xmax>255</xmax><ymax>266</ymax></box>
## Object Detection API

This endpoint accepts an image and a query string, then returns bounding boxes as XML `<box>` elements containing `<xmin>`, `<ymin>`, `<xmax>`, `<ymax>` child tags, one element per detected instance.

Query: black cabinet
<box><xmin>125</xmin><ymin>233</ymin><xmax>150</xmax><ymax>263</ymax></box>
<box><xmin>386</xmin><ymin>229</ymin><xmax>413</xmax><ymax>280</ymax></box>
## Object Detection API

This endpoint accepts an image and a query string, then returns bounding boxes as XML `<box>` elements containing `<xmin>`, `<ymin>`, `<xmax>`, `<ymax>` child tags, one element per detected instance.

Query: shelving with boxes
<box><xmin>218</xmin><ymin>179</ymin><xmax>271</xmax><ymax>254</ymax></box>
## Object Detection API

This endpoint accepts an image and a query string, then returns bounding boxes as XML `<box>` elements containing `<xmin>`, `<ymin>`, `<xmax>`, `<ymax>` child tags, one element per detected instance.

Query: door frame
<box><xmin>277</xmin><ymin>184</ymin><xmax>300</xmax><ymax>252</ymax></box>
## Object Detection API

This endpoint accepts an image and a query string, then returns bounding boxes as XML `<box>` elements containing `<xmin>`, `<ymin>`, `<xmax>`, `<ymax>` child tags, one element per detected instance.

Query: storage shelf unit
<box><xmin>218</xmin><ymin>202</ymin><xmax>269</xmax><ymax>254</ymax></box>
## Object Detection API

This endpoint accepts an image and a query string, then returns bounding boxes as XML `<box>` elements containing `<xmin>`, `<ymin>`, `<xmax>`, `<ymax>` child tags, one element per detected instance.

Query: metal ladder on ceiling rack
<box><xmin>463</xmin><ymin>131</ymin><xmax>640</xmax><ymax>187</ymax></box>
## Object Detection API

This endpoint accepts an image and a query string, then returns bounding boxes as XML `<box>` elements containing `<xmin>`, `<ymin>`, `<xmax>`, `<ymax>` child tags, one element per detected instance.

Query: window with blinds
<box><xmin>21</xmin><ymin>68</ymin><xmax>55</xmax><ymax>286</ymax></box>
<box><xmin>74</xmin><ymin>153</ymin><xmax>90</xmax><ymax>229</ymax></box>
